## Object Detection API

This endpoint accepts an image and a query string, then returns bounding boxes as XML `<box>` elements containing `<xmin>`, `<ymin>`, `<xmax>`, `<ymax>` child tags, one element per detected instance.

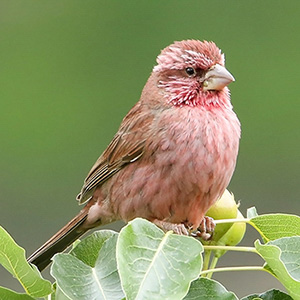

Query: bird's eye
<box><xmin>185</xmin><ymin>67</ymin><xmax>195</xmax><ymax>76</ymax></box>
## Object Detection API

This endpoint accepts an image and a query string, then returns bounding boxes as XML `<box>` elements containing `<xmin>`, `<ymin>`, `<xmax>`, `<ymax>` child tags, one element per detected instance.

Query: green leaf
<box><xmin>70</xmin><ymin>230</ymin><xmax>116</xmax><ymax>266</ymax></box>
<box><xmin>241</xmin><ymin>289</ymin><xmax>293</xmax><ymax>299</ymax></box>
<box><xmin>268</xmin><ymin>237</ymin><xmax>300</xmax><ymax>281</ymax></box>
<box><xmin>183</xmin><ymin>277</ymin><xmax>238</xmax><ymax>300</ymax></box>
<box><xmin>54</xmin><ymin>287</ymin><xmax>71</xmax><ymax>300</ymax></box>
<box><xmin>255</xmin><ymin>236</ymin><xmax>300</xmax><ymax>299</ymax></box>
<box><xmin>50</xmin><ymin>283</ymin><xmax>70</xmax><ymax>300</ymax></box>
<box><xmin>51</xmin><ymin>231</ymin><xmax>124</xmax><ymax>300</ymax></box>
<box><xmin>249</xmin><ymin>214</ymin><xmax>300</xmax><ymax>242</ymax></box>
<box><xmin>0</xmin><ymin>287</ymin><xmax>36</xmax><ymax>300</ymax></box>
<box><xmin>117</xmin><ymin>218</ymin><xmax>203</xmax><ymax>300</ymax></box>
<box><xmin>0</xmin><ymin>226</ymin><xmax>52</xmax><ymax>297</ymax></box>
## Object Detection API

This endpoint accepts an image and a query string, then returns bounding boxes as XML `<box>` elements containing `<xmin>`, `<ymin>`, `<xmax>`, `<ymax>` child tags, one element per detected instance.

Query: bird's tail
<box><xmin>27</xmin><ymin>208</ymin><xmax>89</xmax><ymax>271</ymax></box>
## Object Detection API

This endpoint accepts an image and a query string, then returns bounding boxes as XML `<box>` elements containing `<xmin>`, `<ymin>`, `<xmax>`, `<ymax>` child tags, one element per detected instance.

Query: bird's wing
<box><xmin>77</xmin><ymin>102</ymin><xmax>155</xmax><ymax>204</ymax></box>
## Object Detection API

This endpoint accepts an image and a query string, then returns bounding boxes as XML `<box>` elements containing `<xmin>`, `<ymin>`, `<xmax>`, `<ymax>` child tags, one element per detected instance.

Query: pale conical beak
<box><xmin>202</xmin><ymin>64</ymin><xmax>235</xmax><ymax>91</ymax></box>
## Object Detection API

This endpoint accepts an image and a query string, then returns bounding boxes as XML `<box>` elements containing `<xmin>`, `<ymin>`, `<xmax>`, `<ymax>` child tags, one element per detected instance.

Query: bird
<box><xmin>27</xmin><ymin>40</ymin><xmax>241</xmax><ymax>271</ymax></box>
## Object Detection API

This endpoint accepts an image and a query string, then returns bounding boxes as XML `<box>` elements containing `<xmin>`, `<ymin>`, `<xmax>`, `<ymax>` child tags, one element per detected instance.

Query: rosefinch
<box><xmin>28</xmin><ymin>40</ymin><xmax>240</xmax><ymax>271</ymax></box>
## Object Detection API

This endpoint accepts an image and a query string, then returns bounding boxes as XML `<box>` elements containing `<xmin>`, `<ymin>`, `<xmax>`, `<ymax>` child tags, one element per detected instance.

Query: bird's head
<box><xmin>153</xmin><ymin>40</ymin><xmax>234</xmax><ymax>108</ymax></box>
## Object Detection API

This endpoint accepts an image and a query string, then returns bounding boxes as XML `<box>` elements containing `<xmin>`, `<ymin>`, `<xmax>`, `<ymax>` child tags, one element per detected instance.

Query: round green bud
<box><xmin>205</xmin><ymin>189</ymin><xmax>238</xmax><ymax>243</ymax></box>
<box><xmin>213</xmin><ymin>210</ymin><xmax>246</xmax><ymax>258</ymax></box>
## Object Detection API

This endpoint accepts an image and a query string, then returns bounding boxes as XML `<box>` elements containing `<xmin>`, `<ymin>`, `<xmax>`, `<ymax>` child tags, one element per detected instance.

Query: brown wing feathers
<box><xmin>28</xmin><ymin>104</ymin><xmax>153</xmax><ymax>271</ymax></box>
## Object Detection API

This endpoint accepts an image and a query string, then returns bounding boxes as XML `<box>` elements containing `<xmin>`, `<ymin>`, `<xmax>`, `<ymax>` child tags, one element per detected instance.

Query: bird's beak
<box><xmin>202</xmin><ymin>64</ymin><xmax>235</xmax><ymax>91</ymax></box>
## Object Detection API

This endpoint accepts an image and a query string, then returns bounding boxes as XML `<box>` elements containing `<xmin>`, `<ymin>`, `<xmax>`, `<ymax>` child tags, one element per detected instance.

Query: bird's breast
<box><xmin>110</xmin><ymin>105</ymin><xmax>240</xmax><ymax>226</ymax></box>
<box><xmin>152</xmin><ymin>106</ymin><xmax>240</xmax><ymax>185</ymax></box>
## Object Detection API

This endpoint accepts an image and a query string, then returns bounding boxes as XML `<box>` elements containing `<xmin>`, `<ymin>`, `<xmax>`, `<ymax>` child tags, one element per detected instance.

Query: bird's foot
<box><xmin>153</xmin><ymin>217</ymin><xmax>215</xmax><ymax>239</ymax></box>
<box><xmin>191</xmin><ymin>216</ymin><xmax>215</xmax><ymax>240</ymax></box>
<box><xmin>153</xmin><ymin>219</ymin><xmax>189</xmax><ymax>235</ymax></box>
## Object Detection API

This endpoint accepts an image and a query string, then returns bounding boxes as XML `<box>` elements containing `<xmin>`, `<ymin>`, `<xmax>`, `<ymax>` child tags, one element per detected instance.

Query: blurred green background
<box><xmin>1</xmin><ymin>0</ymin><xmax>299</xmax><ymax>297</ymax></box>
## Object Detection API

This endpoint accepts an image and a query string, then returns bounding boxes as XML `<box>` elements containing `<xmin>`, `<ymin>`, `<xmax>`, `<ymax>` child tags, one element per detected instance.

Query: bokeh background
<box><xmin>1</xmin><ymin>1</ymin><xmax>299</xmax><ymax>298</ymax></box>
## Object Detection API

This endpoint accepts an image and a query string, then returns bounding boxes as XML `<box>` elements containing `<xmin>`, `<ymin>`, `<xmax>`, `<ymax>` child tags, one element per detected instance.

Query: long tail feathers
<box><xmin>27</xmin><ymin>209</ymin><xmax>89</xmax><ymax>271</ymax></box>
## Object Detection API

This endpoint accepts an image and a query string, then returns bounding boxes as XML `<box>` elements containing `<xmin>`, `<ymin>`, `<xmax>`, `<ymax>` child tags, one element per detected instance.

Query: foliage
<box><xmin>0</xmin><ymin>208</ymin><xmax>299</xmax><ymax>299</ymax></box>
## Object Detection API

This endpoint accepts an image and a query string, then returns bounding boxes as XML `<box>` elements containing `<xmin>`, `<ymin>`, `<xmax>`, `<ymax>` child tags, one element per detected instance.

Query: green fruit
<box><xmin>213</xmin><ymin>210</ymin><xmax>246</xmax><ymax>258</ymax></box>
<box><xmin>205</xmin><ymin>189</ymin><xmax>238</xmax><ymax>243</ymax></box>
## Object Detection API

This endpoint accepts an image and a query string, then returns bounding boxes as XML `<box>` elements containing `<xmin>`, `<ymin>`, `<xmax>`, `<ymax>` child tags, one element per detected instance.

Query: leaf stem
<box><xmin>203</xmin><ymin>245</ymin><xmax>258</xmax><ymax>254</ymax></box>
<box><xmin>202</xmin><ymin>250</ymin><xmax>211</xmax><ymax>273</ymax></box>
<box><xmin>207</xmin><ymin>255</ymin><xmax>219</xmax><ymax>279</ymax></box>
<box><xmin>214</xmin><ymin>218</ymin><xmax>250</xmax><ymax>225</ymax></box>
<box><xmin>200</xmin><ymin>266</ymin><xmax>266</xmax><ymax>276</ymax></box>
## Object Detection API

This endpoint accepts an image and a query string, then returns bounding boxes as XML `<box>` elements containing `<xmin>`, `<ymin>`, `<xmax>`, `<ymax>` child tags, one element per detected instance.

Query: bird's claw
<box><xmin>153</xmin><ymin>216</ymin><xmax>215</xmax><ymax>239</ymax></box>
<box><xmin>191</xmin><ymin>216</ymin><xmax>215</xmax><ymax>240</ymax></box>
<box><xmin>153</xmin><ymin>219</ymin><xmax>189</xmax><ymax>235</ymax></box>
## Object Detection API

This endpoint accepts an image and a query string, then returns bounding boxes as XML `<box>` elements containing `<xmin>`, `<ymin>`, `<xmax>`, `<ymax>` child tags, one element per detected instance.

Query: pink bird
<box><xmin>28</xmin><ymin>40</ymin><xmax>240</xmax><ymax>271</ymax></box>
